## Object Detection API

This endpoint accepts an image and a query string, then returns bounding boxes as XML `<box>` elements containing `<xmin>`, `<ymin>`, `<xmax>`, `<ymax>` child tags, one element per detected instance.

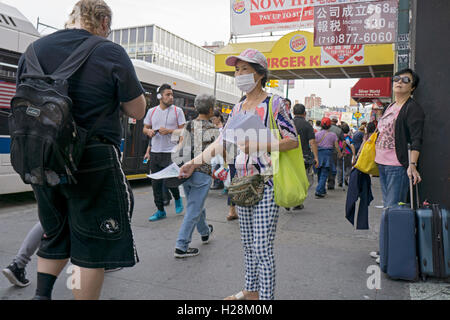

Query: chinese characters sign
<box><xmin>314</xmin><ymin>0</ymin><xmax>398</xmax><ymax>46</ymax></box>
<box><xmin>230</xmin><ymin>0</ymin><xmax>380</xmax><ymax>36</ymax></box>
<box><xmin>321</xmin><ymin>45</ymin><xmax>365</xmax><ymax>66</ymax></box>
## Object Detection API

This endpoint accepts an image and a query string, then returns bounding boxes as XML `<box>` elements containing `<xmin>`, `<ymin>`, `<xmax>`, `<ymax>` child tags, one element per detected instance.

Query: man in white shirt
<box><xmin>143</xmin><ymin>84</ymin><xmax>186</xmax><ymax>221</ymax></box>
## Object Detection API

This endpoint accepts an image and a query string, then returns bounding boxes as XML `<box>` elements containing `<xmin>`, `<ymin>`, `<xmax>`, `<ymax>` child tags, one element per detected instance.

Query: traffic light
<box><xmin>266</xmin><ymin>79</ymin><xmax>279</xmax><ymax>88</ymax></box>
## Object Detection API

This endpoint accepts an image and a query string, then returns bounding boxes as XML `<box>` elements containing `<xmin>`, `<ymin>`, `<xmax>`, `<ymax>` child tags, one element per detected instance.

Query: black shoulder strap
<box><xmin>53</xmin><ymin>35</ymin><xmax>108</xmax><ymax>79</ymax></box>
<box><xmin>24</xmin><ymin>44</ymin><xmax>45</xmax><ymax>76</ymax></box>
<box><xmin>23</xmin><ymin>36</ymin><xmax>108</xmax><ymax>79</ymax></box>
<box><xmin>24</xmin><ymin>36</ymin><xmax>113</xmax><ymax>140</ymax></box>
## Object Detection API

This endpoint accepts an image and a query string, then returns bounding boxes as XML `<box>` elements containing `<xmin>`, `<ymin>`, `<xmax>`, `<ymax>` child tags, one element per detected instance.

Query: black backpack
<box><xmin>8</xmin><ymin>36</ymin><xmax>109</xmax><ymax>187</ymax></box>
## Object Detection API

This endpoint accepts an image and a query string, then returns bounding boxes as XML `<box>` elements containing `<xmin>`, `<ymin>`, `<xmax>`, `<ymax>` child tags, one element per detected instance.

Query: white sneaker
<box><xmin>376</xmin><ymin>257</ymin><xmax>380</xmax><ymax>264</ymax></box>
<box><xmin>369</xmin><ymin>251</ymin><xmax>380</xmax><ymax>259</ymax></box>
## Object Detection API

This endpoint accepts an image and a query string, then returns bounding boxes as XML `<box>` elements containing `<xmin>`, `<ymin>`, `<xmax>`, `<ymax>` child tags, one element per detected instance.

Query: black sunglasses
<box><xmin>393</xmin><ymin>75</ymin><xmax>412</xmax><ymax>84</ymax></box>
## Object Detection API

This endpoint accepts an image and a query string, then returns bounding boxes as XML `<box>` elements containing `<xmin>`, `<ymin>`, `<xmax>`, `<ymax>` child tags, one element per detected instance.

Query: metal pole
<box><xmin>213</xmin><ymin>72</ymin><xmax>218</xmax><ymax>98</ymax></box>
<box><xmin>409</xmin><ymin>0</ymin><xmax>417</xmax><ymax>69</ymax></box>
<box><xmin>396</xmin><ymin>0</ymin><xmax>411</xmax><ymax>71</ymax></box>
<box><xmin>285</xmin><ymin>82</ymin><xmax>289</xmax><ymax>99</ymax></box>
<box><xmin>357</xmin><ymin>103</ymin><xmax>360</xmax><ymax>128</ymax></box>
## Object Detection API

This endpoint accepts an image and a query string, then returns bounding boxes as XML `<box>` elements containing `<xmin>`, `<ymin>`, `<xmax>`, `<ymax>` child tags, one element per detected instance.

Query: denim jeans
<box><xmin>175</xmin><ymin>171</ymin><xmax>212</xmax><ymax>252</ymax></box>
<box><xmin>378</xmin><ymin>164</ymin><xmax>409</xmax><ymax>208</ymax></box>
<box><xmin>316</xmin><ymin>167</ymin><xmax>330</xmax><ymax>195</ymax></box>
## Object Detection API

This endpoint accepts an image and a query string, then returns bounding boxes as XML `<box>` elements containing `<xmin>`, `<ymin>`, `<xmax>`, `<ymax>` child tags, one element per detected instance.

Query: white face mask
<box><xmin>235</xmin><ymin>73</ymin><xmax>258</xmax><ymax>93</ymax></box>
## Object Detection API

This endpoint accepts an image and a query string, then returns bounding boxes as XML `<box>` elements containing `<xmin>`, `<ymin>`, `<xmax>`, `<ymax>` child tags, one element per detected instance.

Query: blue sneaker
<box><xmin>175</xmin><ymin>198</ymin><xmax>184</xmax><ymax>214</ymax></box>
<box><xmin>149</xmin><ymin>210</ymin><xmax>166</xmax><ymax>222</ymax></box>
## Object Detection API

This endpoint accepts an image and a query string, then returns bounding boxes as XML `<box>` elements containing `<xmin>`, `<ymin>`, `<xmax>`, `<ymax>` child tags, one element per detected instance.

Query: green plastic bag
<box><xmin>269</xmin><ymin>97</ymin><xmax>309</xmax><ymax>207</ymax></box>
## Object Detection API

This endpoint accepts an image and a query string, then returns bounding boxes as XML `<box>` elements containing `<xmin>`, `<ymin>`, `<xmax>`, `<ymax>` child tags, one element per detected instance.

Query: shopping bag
<box><xmin>354</xmin><ymin>132</ymin><xmax>379</xmax><ymax>176</ymax></box>
<box><xmin>269</xmin><ymin>97</ymin><xmax>309</xmax><ymax>207</ymax></box>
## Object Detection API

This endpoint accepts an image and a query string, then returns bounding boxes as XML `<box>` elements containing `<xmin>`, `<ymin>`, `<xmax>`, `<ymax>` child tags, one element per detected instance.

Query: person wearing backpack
<box><xmin>143</xmin><ymin>84</ymin><xmax>186</xmax><ymax>221</ymax></box>
<box><xmin>13</xmin><ymin>0</ymin><xmax>146</xmax><ymax>300</ymax></box>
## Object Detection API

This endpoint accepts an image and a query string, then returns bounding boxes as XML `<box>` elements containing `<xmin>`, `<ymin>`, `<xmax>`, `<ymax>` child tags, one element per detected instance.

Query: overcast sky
<box><xmin>2</xmin><ymin>0</ymin><xmax>359</xmax><ymax>107</ymax></box>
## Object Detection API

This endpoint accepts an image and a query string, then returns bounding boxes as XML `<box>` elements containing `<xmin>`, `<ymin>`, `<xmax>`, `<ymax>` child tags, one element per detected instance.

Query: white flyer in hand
<box><xmin>147</xmin><ymin>163</ymin><xmax>180</xmax><ymax>180</ymax></box>
<box><xmin>222</xmin><ymin>113</ymin><xmax>277</xmax><ymax>145</ymax></box>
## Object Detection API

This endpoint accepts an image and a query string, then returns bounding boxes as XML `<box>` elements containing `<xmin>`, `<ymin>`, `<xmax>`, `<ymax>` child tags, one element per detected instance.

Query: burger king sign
<box><xmin>232</xmin><ymin>0</ymin><xmax>246</xmax><ymax>14</ymax></box>
<box><xmin>290</xmin><ymin>35</ymin><xmax>307</xmax><ymax>54</ymax></box>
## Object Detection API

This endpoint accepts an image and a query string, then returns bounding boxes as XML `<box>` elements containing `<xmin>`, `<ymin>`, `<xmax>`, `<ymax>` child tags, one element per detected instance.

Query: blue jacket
<box><xmin>345</xmin><ymin>168</ymin><xmax>374</xmax><ymax>230</ymax></box>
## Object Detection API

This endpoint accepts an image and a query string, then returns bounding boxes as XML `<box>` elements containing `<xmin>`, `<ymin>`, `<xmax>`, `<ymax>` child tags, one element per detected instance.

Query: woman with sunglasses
<box><xmin>375</xmin><ymin>68</ymin><xmax>425</xmax><ymax>209</ymax></box>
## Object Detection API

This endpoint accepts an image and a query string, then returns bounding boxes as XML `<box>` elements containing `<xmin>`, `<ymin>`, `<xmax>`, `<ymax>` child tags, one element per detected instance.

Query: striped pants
<box><xmin>237</xmin><ymin>185</ymin><xmax>280</xmax><ymax>300</ymax></box>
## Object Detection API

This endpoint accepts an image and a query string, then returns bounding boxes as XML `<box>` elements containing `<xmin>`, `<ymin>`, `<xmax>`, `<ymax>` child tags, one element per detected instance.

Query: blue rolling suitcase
<box><xmin>379</xmin><ymin>204</ymin><xmax>419</xmax><ymax>281</ymax></box>
<box><xmin>416</xmin><ymin>204</ymin><xmax>450</xmax><ymax>281</ymax></box>
<box><xmin>379</xmin><ymin>145</ymin><xmax>419</xmax><ymax>281</ymax></box>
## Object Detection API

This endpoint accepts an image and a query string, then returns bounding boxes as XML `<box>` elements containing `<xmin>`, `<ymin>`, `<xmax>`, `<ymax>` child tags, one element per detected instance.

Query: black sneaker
<box><xmin>174</xmin><ymin>248</ymin><xmax>200</xmax><ymax>258</ymax></box>
<box><xmin>315</xmin><ymin>193</ymin><xmax>325</xmax><ymax>199</ymax></box>
<box><xmin>293</xmin><ymin>204</ymin><xmax>304</xmax><ymax>210</ymax></box>
<box><xmin>2</xmin><ymin>262</ymin><xmax>30</xmax><ymax>287</ymax></box>
<box><xmin>201</xmin><ymin>225</ymin><xmax>213</xmax><ymax>244</ymax></box>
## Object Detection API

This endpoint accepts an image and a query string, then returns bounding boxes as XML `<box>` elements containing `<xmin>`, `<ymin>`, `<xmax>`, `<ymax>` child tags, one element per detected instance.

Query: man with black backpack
<box><xmin>10</xmin><ymin>0</ymin><xmax>146</xmax><ymax>300</ymax></box>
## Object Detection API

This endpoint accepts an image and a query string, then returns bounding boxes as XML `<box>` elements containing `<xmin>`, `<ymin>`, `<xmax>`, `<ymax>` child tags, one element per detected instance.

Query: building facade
<box><xmin>305</xmin><ymin>94</ymin><xmax>322</xmax><ymax>109</ymax></box>
<box><xmin>109</xmin><ymin>25</ymin><xmax>241</xmax><ymax>99</ymax></box>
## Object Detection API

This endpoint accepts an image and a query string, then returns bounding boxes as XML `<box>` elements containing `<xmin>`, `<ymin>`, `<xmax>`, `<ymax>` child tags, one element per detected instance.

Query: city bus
<box><xmin>0</xmin><ymin>3</ymin><xmax>240</xmax><ymax>194</ymax></box>
<box><xmin>0</xmin><ymin>2</ymin><xmax>40</xmax><ymax>194</ymax></box>
<box><xmin>123</xmin><ymin>59</ymin><xmax>238</xmax><ymax>180</ymax></box>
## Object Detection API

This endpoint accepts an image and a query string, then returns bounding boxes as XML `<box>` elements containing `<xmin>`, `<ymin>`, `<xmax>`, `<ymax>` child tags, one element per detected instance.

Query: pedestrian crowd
<box><xmin>2</xmin><ymin>0</ymin><xmax>427</xmax><ymax>301</ymax></box>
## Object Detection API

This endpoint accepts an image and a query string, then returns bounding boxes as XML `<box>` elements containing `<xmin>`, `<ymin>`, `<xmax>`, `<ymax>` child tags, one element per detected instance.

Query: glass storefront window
<box><xmin>113</xmin><ymin>30</ymin><xmax>120</xmax><ymax>44</ymax></box>
<box><xmin>146</xmin><ymin>26</ymin><xmax>154</xmax><ymax>42</ymax></box>
<box><xmin>138</xmin><ymin>27</ymin><xmax>145</xmax><ymax>43</ymax></box>
<box><xmin>130</xmin><ymin>28</ymin><xmax>137</xmax><ymax>44</ymax></box>
<box><xmin>121</xmin><ymin>29</ymin><xmax>129</xmax><ymax>45</ymax></box>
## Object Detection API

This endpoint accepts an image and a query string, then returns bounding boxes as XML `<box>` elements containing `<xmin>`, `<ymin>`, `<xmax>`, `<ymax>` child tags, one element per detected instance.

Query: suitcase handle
<box><xmin>408</xmin><ymin>144</ymin><xmax>420</xmax><ymax>210</ymax></box>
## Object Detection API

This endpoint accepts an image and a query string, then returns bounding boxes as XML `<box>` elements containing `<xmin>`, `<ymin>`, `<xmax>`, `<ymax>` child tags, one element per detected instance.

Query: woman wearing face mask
<box><xmin>179</xmin><ymin>49</ymin><xmax>298</xmax><ymax>300</ymax></box>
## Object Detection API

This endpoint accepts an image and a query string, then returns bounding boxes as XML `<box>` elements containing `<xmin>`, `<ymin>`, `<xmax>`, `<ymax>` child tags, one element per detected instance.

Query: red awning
<box><xmin>351</xmin><ymin>77</ymin><xmax>392</xmax><ymax>103</ymax></box>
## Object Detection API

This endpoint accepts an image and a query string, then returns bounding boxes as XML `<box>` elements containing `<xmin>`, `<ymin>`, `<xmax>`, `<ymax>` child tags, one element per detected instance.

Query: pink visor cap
<box><xmin>225</xmin><ymin>48</ymin><xmax>268</xmax><ymax>70</ymax></box>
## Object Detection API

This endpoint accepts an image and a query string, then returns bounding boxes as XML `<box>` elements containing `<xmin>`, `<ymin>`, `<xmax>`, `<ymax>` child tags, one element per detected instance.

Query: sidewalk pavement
<box><xmin>0</xmin><ymin>176</ymin><xmax>449</xmax><ymax>300</ymax></box>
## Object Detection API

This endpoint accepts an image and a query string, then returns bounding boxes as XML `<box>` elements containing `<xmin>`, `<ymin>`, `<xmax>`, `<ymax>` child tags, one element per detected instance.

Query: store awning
<box><xmin>215</xmin><ymin>31</ymin><xmax>395</xmax><ymax>80</ymax></box>
<box><xmin>351</xmin><ymin>77</ymin><xmax>392</xmax><ymax>103</ymax></box>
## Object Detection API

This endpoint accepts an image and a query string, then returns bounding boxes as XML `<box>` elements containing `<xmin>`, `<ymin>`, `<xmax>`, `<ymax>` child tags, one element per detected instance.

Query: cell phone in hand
<box><xmin>143</xmin><ymin>159</ymin><xmax>149</xmax><ymax>164</ymax></box>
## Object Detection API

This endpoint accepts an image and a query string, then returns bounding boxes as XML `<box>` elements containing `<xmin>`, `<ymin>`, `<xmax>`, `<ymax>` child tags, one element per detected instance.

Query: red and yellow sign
<box><xmin>215</xmin><ymin>30</ymin><xmax>394</xmax><ymax>75</ymax></box>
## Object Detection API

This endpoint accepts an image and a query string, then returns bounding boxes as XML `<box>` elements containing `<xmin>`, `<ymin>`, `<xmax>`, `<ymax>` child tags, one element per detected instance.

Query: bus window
<box><xmin>174</xmin><ymin>97</ymin><xmax>185</xmax><ymax>108</ymax></box>
<box><xmin>0</xmin><ymin>109</ymin><xmax>10</xmax><ymax>136</ymax></box>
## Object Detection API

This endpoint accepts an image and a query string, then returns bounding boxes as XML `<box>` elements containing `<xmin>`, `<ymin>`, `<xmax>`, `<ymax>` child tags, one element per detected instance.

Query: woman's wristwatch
<box><xmin>410</xmin><ymin>162</ymin><xmax>417</xmax><ymax>166</ymax></box>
